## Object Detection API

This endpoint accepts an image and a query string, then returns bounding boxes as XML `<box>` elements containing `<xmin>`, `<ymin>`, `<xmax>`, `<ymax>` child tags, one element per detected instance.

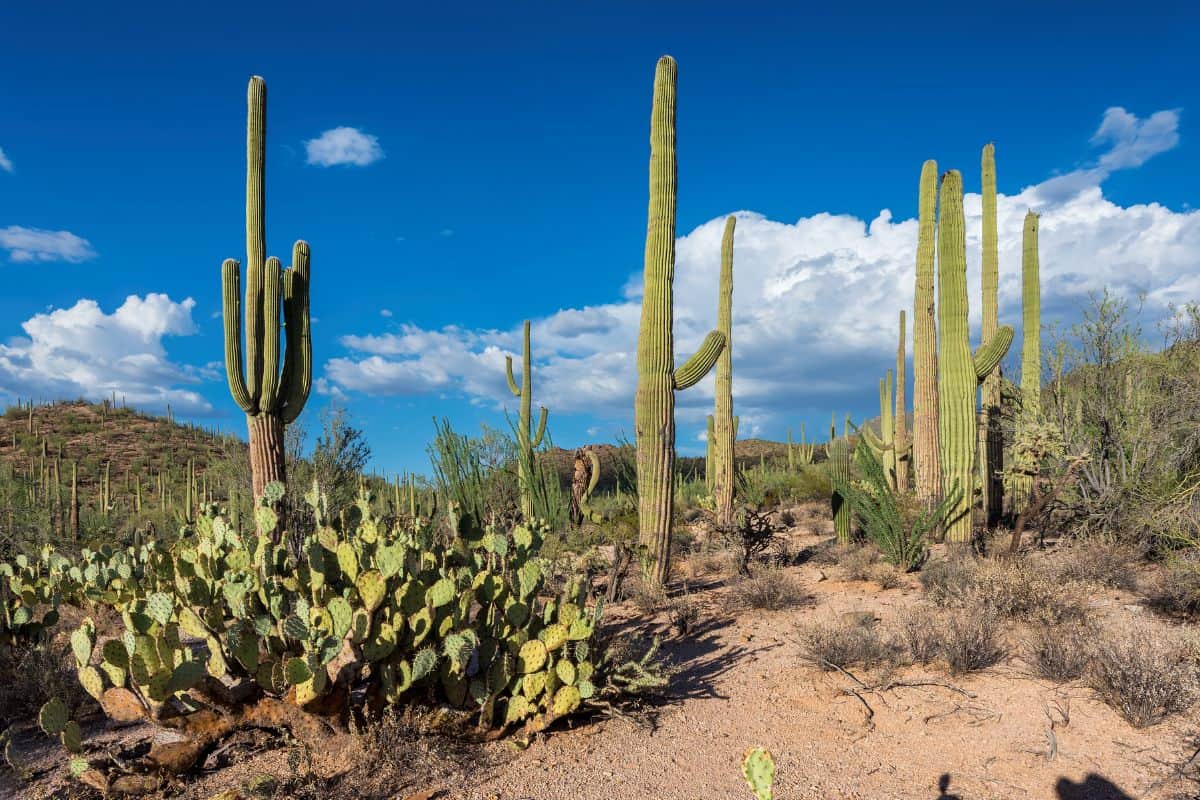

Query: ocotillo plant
<box><xmin>829</xmin><ymin>414</ymin><xmax>851</xmax><ymax>543</ymax></box>
<box><xmin>895</xmin><ymin>309</ymin><xmax>910</xmax><ymax>493</ymax></box>
<box><xmin>221</xmin><ymin>76</ymin><xmax>312</xmax><ymax>533</ymax></box>
<box><xmin>980</xmin><ymin>143</ymin><xmax>1004</xmax><ymax>524</ymax></box>
<box><xmin>712</xmin><ymin>215</ymin><xmax>736</xmax><ymax>527</ymax></box>
<box><xmin>506</xmin><ymin>320</ymin><xmax>548</xmax><ymax>520</ymax></box>
<box><xmin>936</xmin><ymin>170</ymin><xmax>1014</xmax><ymax>543</ymax></box>
<box><xmin>1013</xmin><ymin>211</ymin><xmax>1042</xmax><ymax>506</ymax></box>
<box><xmin>635</xmin><ymin>56</ymin><xmax>726</xmax><ymax>586</ymax></box>
<box><xmin>913</xmin><ymin>160</ymin><xmax>941</xmax><ymax>509</ymax></box>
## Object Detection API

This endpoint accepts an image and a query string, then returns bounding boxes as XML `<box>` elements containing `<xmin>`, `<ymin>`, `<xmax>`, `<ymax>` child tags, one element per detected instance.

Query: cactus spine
<box><xmin>634</xmin><ymin>56</ymin><xmax>726</xmax><ymax>586</ymax></box>
<box><xmin>913</xmin><ymin>160</ymin><xmax>941</xmax><ymax>509</ymax></box>
<box><xmin>221</xmin><ymin>76</ymin><xmax>312</xmax><ymax>533</ymax></box>
<box><xmin>895</xmin><ymin>310</ymin><xmax>910</xmax><ymax>493</ymax></box>
<box><xmin>711</xmin><ymin>215</ymin><xmax>736</xmax><ymax>528</ymax></box>
<box><xmin>505</xmin><ymin>320</ymin><xmax>548</xmax><ymax>520</ymax></box>
<box><xmin>980</xmin><ymin>143</ymin><xmax>1004</xmax><ymax>524</ymax></box>
<box><xmin>936</xmin><ymin>170</ymin><xmax>1014</xmax><ymax>543</ymax></box>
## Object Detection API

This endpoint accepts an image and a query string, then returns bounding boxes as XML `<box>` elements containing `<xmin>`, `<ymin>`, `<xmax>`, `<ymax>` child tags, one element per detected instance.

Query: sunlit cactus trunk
<box><xmin>895</xmin><ymin>310</ymin><xmax>910</xmax><ymax>493</ymax></box>
<box><xmin>1013</xmin><ymin>211</ymin><xmax>1042</xmax><ymax>507</ymax></box>
<box><xmin>220</xmin><ymin>76</ymin><xmax>312</xmax><ymax>536</ymax></box>
<box><xmin>635</xmin><ymin>56</ymin><xmax>726</xmax><ymax>587</ymax></box>
<box><xmin>506</xmin><ymin>320</ymin><xmax>548</xmax><ymax>520</ymax></box>
<box><xmin>936</xmin><ymin>170</ymin><xmax>1014</xmax><ymax>544</ymax></box>
<box><xmin>712</xmin><ymin>216</ymin><xmax>736</xmax><ymax>528</ymax></box>
<box><xmin>979</xmin><ymin>143</ymin><xmax>1004</xmax><ymax>525</ymax></box>
<box><xmin>912</xmin><ymin>161</ymin><xmax>942</xmax><ymax>510</ymax></box>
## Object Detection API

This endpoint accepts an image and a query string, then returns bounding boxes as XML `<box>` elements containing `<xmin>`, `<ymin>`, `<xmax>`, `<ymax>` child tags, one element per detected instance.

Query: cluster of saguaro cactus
<box><xmin>935</xmin><ymin>171</ymin><xmax>1014</xmax><ymax>543</ymax></box>
<box><xmin>506</xmin><ymin>320</ymin><xmax>549</xmax><ymax>520</ymax></box>
<box><xmin>221</xmin><ymin>76</ymin><xmax>312</xmax><ymax>534</ymax></box>
<box><xmin>634</xmin><ymin>56</ymin><xmax>726</xmax><ymax>586</ymax></box>
<box><xmin>787</xmin><ymin>424</ymin><xmax>815</xmax><ymax>469</ymax></box>
<box><xmin>711</xmin><ymin>215</ymin><xmax>737</xmax><ymax>527</ymax></box>
<box><xmin>862</xmin><ymin>370</ymin><xmax>908</xmax><ymax>491</ymax></box>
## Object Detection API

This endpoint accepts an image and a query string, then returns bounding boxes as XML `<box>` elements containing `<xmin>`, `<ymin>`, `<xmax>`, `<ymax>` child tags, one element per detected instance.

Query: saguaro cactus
<box><xmin>1021</xmin><ymin>212</ymin><xmax>1041</xmax><ymax>416</ymax></box>
<box><xmin>788</xmin><ymin>425</ymin><xmax>815</xmax><ymax>469</ymax></box>
<box><xmin>829</xmin><ymin>414</ymin><xmax>851</xmax><ymax>543</ymax></box>
<box><xmin>635</xmin><ymin>56</ymin><xmax>726</xmax><ymax>586</ymax></box>
<box><xmin>506</xmin><ymin>320</ymin><xmax>548</xmax><ymax>520</ymax></box>
<box><xmin>936</xmin><ymin>170</ymin><xmax>1014</xmax><ymax>543</ymax></box>
<box><xmin>980</xmin><ymin>143</ymin><xmax>1004</xmax><ymax>524</ymax></box>
<box><xmin>895</xmin><ymin>310</ymin><xmax>910</xmax><ymax>493</ymax></box>
<box><xmin>712</xmin><ymin>215</ymin><xmax>736</xmax><ymax>527</ymax></box>
<box><xmin>913</xmin><ymin>161</ymin><xmax>941</xmax><ymax>509</ymax></box>
<box><xmin>705</xmin><ymin>414</ymin><xmax>715</xmax><ymax>491</ymax></box>
<box><xmin>221</xmin><ymin>76</ymin><xmax>312</xmax><ymax>529</ymax></box>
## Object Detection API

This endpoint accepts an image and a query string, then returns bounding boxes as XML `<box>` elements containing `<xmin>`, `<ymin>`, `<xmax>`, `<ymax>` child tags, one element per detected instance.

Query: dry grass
<box><xmin>894</xmin><ymin>613</ymin><xmax>941</xmax><ymax>665</ymax></box>
<box><xmin>1086</xmin><ymin>622</ymin><xmax>1198</xmax><ymax>728</ymax></box>
<box><xmin>839</xmin><ymin>545</ymin><xmax>880</xmax><ymax>582</ymax></box>
<box><xmin>0</xmin><ymin>623</ymin><xmax>94</xmax><ymax>727</ymax></box>
<box><xmin>798</xmin><ymin>617</ymin><xmax>891</xmax><ymax>671</ymax></box>
<box><xmin>1050</xmin><ymin>540</ymin><xmax>1139</xmax><ymax>590</ymax></box>
<box><xmin>873</xmin><ymin>564</ymin><xmax>902</xmax><ymax>590</ymax></box>
<box><xmin>724</xmin><ymin>566</ymin><xmax>812</xmax><ymax>612</ymax></box>
<box><xmin>919</xmin><ymin>556</ymin><xmax>977</xmax><ymax>607</ymax></box>
<box><xmin>1024</xmin><ymin>622</ymin><xmax>1094</xmax><ymax>682</ymax></box>
<box><xmin>939</xmin><ymin>603</ymin><xmax>1006</xmax><ymax>675</ymax></box>
<box><xmin>1147</xmin><ymin>562</ymin><xmax>1200</xmax><ymax>619</ymax></box>
<box><xmin>969</xmin><ymin>560</ymin><xmax>1087</xmax><ymax>625</ymax></box>
<box><xmin>666</xmin><ymin>591</ymin><xmax>701</xmax><ymax>637</ymax></box>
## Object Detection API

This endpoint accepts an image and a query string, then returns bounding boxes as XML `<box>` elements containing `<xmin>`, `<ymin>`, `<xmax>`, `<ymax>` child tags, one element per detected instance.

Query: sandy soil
<box><xmin>5</xmin><ymin>510</ymin><xmax>1199</xmax><ymax>800</ymax></box>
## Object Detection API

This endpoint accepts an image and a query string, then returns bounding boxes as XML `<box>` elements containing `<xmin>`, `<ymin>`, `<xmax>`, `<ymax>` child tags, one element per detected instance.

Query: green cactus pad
<box><xmin>540</xmin><ymin>623</ymin><xmax>568</xmax><ymax>652</ymax></box>
<box><xmin>356</xmin><ymin>570</ymin><xmax>387</xmax><ymax>612</ymax></box>
<box><xmin>284</xmin><ymin>657</ymin><xmax>312</xmax><ymax>685</ymax></box>
<box><xmin>327</xmin><ymin>597</ymin><xmax>353</xmax><ymax>640</ymax></box>
<box><xmin>167</xmin><ymin>661</ymin><xmax>205</xmax><ymax>694</ymax></box>
<box><xmin>412</xmin><ymin>647</ymin><xmax>439</xmax><ymax>682</ymax></box>
<box><xmin>517</xmin><ymin>640</ymin><xmax>548</xmax><ymax>674</ymax></box>
<box><xmin>555</xmin><ymin>659</ymin><xmax>577</xmax><ymax>686</ymax></box>
<box><xmin>78</xmin><ymin>666</ymin><xmax>105</xmax><ymax>701</ymax></box>
<box><xmin>577</xmin><ymin>678</ymin><xmax>596</xmax><ymax>700</ymax></box>
<box><xmin>523</xmin><ymin>670</ymin><xmax>547</xmax><ymax>698</ymax></box>
<box><xmin>70</xmin><ymin>624</ymin><xmax>94</xmax><ymax>668</ymax></box>
<box><xmin>282</xmin><ymin>614</ymin><xmax>308</xmax><ymax>641</ymax></box>
<box><xmin>505</xmin><ymin>694</ymin><xmax>533</xmax><ymax>724</ymax></box>
<box><xmin>38</xmin><ymin>697</ymin><xmax>68</xmax><ymax>735</ymax></box>
<box><xmin>336</xmin><ymin>542</ymin><xmax>359</xmax><ymax>582</ymax></box>
<box><xmin>742</xmin><ymin>748</ymin><xmax>775</xmax><ymax>800</ymax></box>
<box><xmin>427</xmin><ymin>577</ymin><xmax>456</xmax><ymax>609</ymax></box>
<box><xmin>551</xmin><ymin>685</ymin><xmax>581</xmax><ymax>716</ymax></box>
<box><xmin>409</xmin><ymin>607</ymin><xmax>433</xmax><ymax>646</ymax></box>
<box><xmin>60</xmin><ymin>721</ymin><xmax>82</xmax><ymax>754</ymax></box>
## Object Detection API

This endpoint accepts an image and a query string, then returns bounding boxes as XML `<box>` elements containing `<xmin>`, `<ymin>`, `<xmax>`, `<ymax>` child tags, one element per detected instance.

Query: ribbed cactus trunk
<box><xmin>895</xmin><ymin>310</ymin><xmax>910</xmax><ymax>493</ymax></box>
<box><xmin>635</xmin><ymin>56</ymin><xmax>726</xmax><ymax>587</ymax></box>
<box><xmin>506</xmin><ymin>320</ymin><xmax>548</xmax><ymax>520</ymax></box>
<box><xmin>221</xmin><ymin>76</ymin><xmax>312</xmax><ymax>537</ymax></box>
<box><xmin>881</xmin><ymin>372</ymin><xmax>896</xmax><ymax>486</ymax></box>
<box><xmin>936</xmin><ymin>171</ymin><xmax>1014</xmax><ymax>544</ymax></box>
<box><xmin>705</xmin><ymin>415</ymin><xmax>715</xmax><ymax>491</ymax></box>
<box><xmin>912</xmin><ymin>161</ymin><xmax>941</xmax><ymax>510</ymax></box>
<box><xmin>829</xmin><ymin>414</ymin><xmax>851</xmax><ymax>543</ymax></box>
<box><xmin>712</xmin><ymin>216</ymin><xmax>736</xmax><ymax>528</ymax></box>
<box><xmin>979</xmin><ymin>144</ymin><xmax>1004</xmax><ymax>525</ymax></box>
<box><xmin>1013</xmin><ymin>212</ymin><xmax>1042</xmax><ymax>508</ymax></box>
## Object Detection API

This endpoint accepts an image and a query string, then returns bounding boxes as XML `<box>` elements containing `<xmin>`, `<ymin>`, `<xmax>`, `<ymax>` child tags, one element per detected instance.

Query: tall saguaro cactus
<box><xmin>712</xmin><ymin>215</ymin><xmax>736</xmax><ymax>527</ymax></box>
<box><xmin>506</xmin><ymin>320</ymin><xmax>549</xmax><ymax>519</ymax></box>
<box><xmin>979</xmin><ymin>143</ymin><xmax>1004</xmax><ymax>524</ymax></box>
<box><xmin>221</xmin><ymin>76</ymin><xmax>312</xmax><ymax>530</ymax></box>
<box><xmin>1021</xmin><ymin>212</ymin><xmax>1042</xmax><ymax>416</ymax></box>
<box><xmin>913</xmin><ymin>161</ymin><xmax>941</xmax><ymax>509</ymax></box>
<box><xmin>635</xmin><ymin>56</ymin><xmax>727</xmax><ymax>586</ymax></box>
<box><xmin>895</xmin><ymin>310</ymin><xmax>910</xmax><ymax>492</ymax></box>
<box><xmin>936</xmin><ymin>170</ymin><xmax>1014</xmax><ymax>543</ymax></box>
<box><xmin>829</xmin><ymin>414</ymin><xmax>852</xmax><ymax>543</ymax></box>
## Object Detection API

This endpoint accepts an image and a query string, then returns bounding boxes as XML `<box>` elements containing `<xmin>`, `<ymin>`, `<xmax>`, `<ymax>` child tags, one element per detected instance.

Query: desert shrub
<box><xmin>666</xmin><ymin>591</ymin><xmax>701</xmax><ymax>637</ymax></box>
<box><xmin>894</xmin><ymin>613</ymin><xmax>941</xmax><ymax>665</ymax></box>
<box><xmin>1087</xmin><ymin>622</ymin><xmax>1197</xmax><ymax>727</ymax></box>
<box><xmin>839</xmin><ymin>544</ymin><xmax>879</xmax><ymax>582</ymax></box>
<box><xmin>919</xmin><ymin>556</ymin><xmax>977</xmax><ymax>606</ymax></box>
<box><xmin>715</xmin><ymin>508</ymin><xmax>785</xmax><ymax>576</ymax></box>
<box><xmin>1025</xmin><ymin>623</ymin><xmax>1093</xmax><ymax>682</ymax></box>
<box><xmin>798</xmin><ymin>617</ymin><xmax>890</xmax><ymax>671</ymax></box>
<box><xmin>939</xmin><ymin>603</ymin><xmax>1005</xmax><ymax>675</ymax></box>
<box><xmin>725</xmin><ymin>567</ymin><xmax>811</xmax><ymax>612</ymax></box>
<box><xmin>969</xmin><ymin>560</ymin><xmax>1087</xmax><ymax>625</ymax></box>
<box><xmin>0</xmin><ymin>632</ymin><xmax>91</xmax><ymax>727</ymax></box>
<box><xmin>1147</xmin><ymin>561</ymin><xmax>1200</xmax><ymax>618</ymax></box>
<box><xmin>873</xmin><ymin>564</ymin><xmax>902</xmax><ymax>590</ymax></box>
<box><xmin>1051</xmin><ymin>540</ymin><xmax>1139</xmax><ymax>590</ymax></box>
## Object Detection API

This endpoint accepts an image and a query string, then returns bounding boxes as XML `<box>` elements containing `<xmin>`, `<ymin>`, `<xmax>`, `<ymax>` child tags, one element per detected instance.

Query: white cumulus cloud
<box><xmin>0</xmin><ymin>294</ymin><xmax>211</xmax><ymax>414</ymax></box>
<box><xmin>322</xmin><ymin>107</ymin><xmax>1195</xmax><ymax>437</ymax></box>
<box><xmin>0</xmin><ymin>226</ymin><xmax>96</xmax><ymax>263</ymax></box>
<box><xmin>304</xmin><ymin>127</ymin><xmax>384</xmax><ymax>167</ymax></box>
<box><xmin>0</xmin><ymin>147</ymin><xmax>12</xmax><ymax>173</ymax></box>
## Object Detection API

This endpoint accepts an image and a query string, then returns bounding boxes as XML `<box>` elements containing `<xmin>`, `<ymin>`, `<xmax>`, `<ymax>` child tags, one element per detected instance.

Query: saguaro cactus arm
<box><xmin>504</xmin><ymin>357</ymin><xmax>521</xmax><ymax>396</ymax></box>
<box><xmin>973</xmin><ymin>327</ymin><xmax>1014</xmax><ymax>381</ymax></box>
<box><xmin>531</xmin><ymin>406</ymin><xmax>548</xmax><ymax>448</ymax></box>
<box><xmin>280</xmin><ymin>240</ymin><xmax>312</xmax><ymax>425</ymax></box>
<box><xmin>222</xmin><ymin>259</ymin><xmax>255</xmax><ymax>413</ymax></box>
<box><xmin>673</xmin><ymin>331</ymin><xmax>726</xmax><ymax>390</ymax></box>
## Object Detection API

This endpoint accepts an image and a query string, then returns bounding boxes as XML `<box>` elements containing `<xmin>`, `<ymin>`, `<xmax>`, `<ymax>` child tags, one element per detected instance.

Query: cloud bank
<box><xmin>322</xmin><ymin>107</ymin><xmax>1195</xmax><ymax>436</ymax></box>
<box><xmin>0</xmin><ymin>226</ymin><xmax>96</xmax><ymax>263</ymax></box>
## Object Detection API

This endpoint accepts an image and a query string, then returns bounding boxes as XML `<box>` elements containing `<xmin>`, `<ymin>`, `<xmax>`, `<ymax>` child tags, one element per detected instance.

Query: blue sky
<box><xmin>1</xmin><ymin>1</ymin><xmax>1196</xmax><ymax>475</ymax></box>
